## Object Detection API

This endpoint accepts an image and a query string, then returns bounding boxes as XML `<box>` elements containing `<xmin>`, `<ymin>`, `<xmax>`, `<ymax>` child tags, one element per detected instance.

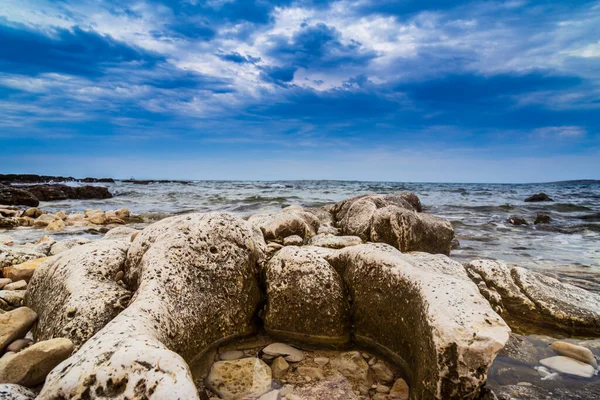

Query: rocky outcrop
<box><xmin>524</xmin><ymin>193</ymin><xmax>553</xmax><ymax>202</ymax></box>
<box><xmin>534</xmin><ymin>213</ymin><xmax>551</xmax><ymax>224</ymax></box>
<box><xmin>466</xmin><ymin>260</ymin><xmax>600</xmax><ymax>335</ymax></box>
<box><xmin>248</xmin><ymin>205</ymin><xmax>320</xmax><ymax>241</ymax></box>
<box><xmin>20</xmin><ymin>184</ymin><xmax>112</xmax><ymax>201</ymax></box>
<box><xmin>506</xmin><ymin>216</ymin><xmax>528</xmax><ymax>226</ymax></box>
<box><xmin>25</xmin><ymin>241</ymin><xmax>132</xmax><ymax>349</ymax></box>
<box><xmin>263</xmin><ymin>246</ymin><xmax>350</xmax><ymax>345</ymax></box>
<box><xmin>325</xmin><ymin>244</ymin><xmax>510</xmax><ymax>400</ymax></box>
<box><xmin>0</xmin><ymin>185</ymin><xmax>39</xmax><ymax>207</ymax></box>
<box><xmin>330</xmin><ymin>193</ymin><xmax>454</xmax><ymax>255</ymax></box>
<box><xmin>0</xmin><ymin>174</ymin><xmax>114</xmax><ymax>184</ymax></box>
<box><xmin>0</xmin><ymin>245</ymin><xmax>47</xmax><ymax>269</ymax></box>
<box><xmin>37</xmin><ymin>213</ymin><xmax>265</xmax><ymax>399</ymax></box>
<box><xmin>49</xmin><ymin>238</ymin><xmax>91</xmax><ymax>256</ymax></box>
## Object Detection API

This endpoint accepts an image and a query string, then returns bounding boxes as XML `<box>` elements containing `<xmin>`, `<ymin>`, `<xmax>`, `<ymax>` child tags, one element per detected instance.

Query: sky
<box><xmin>0</xmin><ymin>0</ymin><xmax>599</xmax><ymax>182</ymax></box>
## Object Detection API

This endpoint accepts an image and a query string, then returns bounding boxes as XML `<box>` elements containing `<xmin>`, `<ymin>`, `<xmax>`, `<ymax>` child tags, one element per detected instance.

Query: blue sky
<box><xmin>0</xmin><ymin>0</ymin><xmax>599</xmax><ymax>182</ymax></box>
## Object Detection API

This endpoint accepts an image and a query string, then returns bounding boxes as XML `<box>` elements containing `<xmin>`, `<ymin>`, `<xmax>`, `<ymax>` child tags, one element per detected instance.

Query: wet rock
<box><xmin>2</xmin><ymin>257</ymin><xmax>49</xmax><ymax>282</ymax></box>
<box><xmin>48</xmin><ymin>238</ymin><xmax>91</xmax><ymax>256</ymax></box>
<box><xmin>206</xmin><ymin>358</ymin><xmax>272</xmax><ymax>400</ymax></box>
<box><xmin>0</xmin><ymin>185</ymin><xmax>39</xmax><ymax>207</ymax></box>
<box><xmin>524</xmin><ymin>193</ymin><xmax>553</xmax><ymax>202</ymax></box>
<box><xmin>539</xmin><ymin>356</ymin><xmax>595</xmax><ymax>378</ymax></box>
<box><xmin>38</xmin><ymin>213</ymin><xmax>264</xmax><ymax>399</ymax></box>
<box><xmin>0</xmin><ymin>338</ymin><xmax>74</xmax><ymax>387</ymax></box>
<box><xmin>263</xmin><ymin>343</ymin><xmax>305</xmax><ymax>363</ymax></box>
<box><xmin>0</xmin><ymin>308</ymin><xmax>37</xmax><ymax>352</ymax></box>
<box><xmin>283</xmin><ymin>235</ymin><xmax>303</xmax><ymax>246</ymax></box>
<box><xmin>5</xmin><ymin>339</ymin><xmax>32</xmax><ymax>353</ymax></box>
<box><xmin>20</xmin><ymin>184</ymin><xmax>112</xmax><ymax>201</ymax></box>
<box><xmin>23</xmin><ymin>208</ymin><xmax>42</xmax><ymax>218</ymax></box>
<box><xmin>534</xmin><ymin>213</ymin><xmax>551</xmax><ymax>225</ymax></box>
<box><xmin>3</xmin><ymin>281</ymin><xmax>26</xmax><ymax>291</ymax></box>
<box><xmin>507</xmin><ymin>216</ymin><xmax>528</xmax><ymax>226</ymax></box>
<box><xmin>263</xmin><ymin>247</ymin><xmax>350</xmax><ymax>345</ymax></box>
<box><xmin>326</xmin><ymin>244</ymin><xmax>510</xmax><ymax>399</ymax></box>
<box><xmin>549</xmin><ymin>341</ymin><xmax>598</xmax><ymax>368</ymax></box>
<box><xmin>466</xmin><ymin>259</ymin><xmax>600</xmax><ymax>335</ymax></box>
<box><xmin>44</xmin><ymin>219</ymin><xmax>65</xmax><ymax>232</ymax></box>
<box><xmin>25</xmin><ymin>241</ymin><xmax>131</xmax><ymax>349</ymax></box>
<box><xmin>87</xmin><ymin>213</ymin><xmax>106</xmax><ymax>225</ymax></box>
<box><xmin>0</xmin><ymin>246</ymin><xmax>46</xmax><ymax>269</ymax></box>
<box><xmin>0</xmin><ymin>236</ymin><xmax>13</xmax><ymax>247</ymax></box>
<box><xmin>307</xmin><ymin>234</ymin><xmax>363</xmax><ymax>249</ymax></box>
<box><xmin>389</xmin><ymin>378</ymin><xmax>409</xmax><ymax>400</ymax></box>
<box><xmin>271</xmin><ymin>356</ymin><xmax>289</xmax><ymax>379</ymax></box>
<box><xmin>0</xmin><ymin>218</ymin><xmax>19</xmax><ymax>230</ymax></box>
<box><xmin>0</xmin><ymin>384</ymin><xmax>36</xmax><ymax>399</ymax></box>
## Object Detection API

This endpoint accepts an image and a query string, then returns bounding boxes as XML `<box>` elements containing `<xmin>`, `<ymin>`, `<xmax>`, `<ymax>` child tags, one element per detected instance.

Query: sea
<box><xmin>6</xmin><ymin>180</ymin><xmax>600</xmax><ymax>292</ymax></box>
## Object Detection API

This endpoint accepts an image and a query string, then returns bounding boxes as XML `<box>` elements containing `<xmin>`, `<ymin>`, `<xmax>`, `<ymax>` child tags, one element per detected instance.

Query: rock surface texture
<box><xmin>466</xmin><ymin>259</ymin><xmax>600</xmax><ymax>335</ymax></box>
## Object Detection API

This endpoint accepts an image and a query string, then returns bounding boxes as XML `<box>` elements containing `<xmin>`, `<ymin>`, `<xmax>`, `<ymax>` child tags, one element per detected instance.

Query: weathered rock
<box><xmin>314</xmin><ymin>357</ymin><xmax>329</xmax><ymax>366</ymax></box>
<box><xmin>263</xmin><ymin>247</ymin><xmax>350</xmax><ymax>345</ymax></box>
<box><xmin>524</xmin><ymin>193</ymin><xmax>553</xmax><ymax>202</ymax></box>
<box><xmin>271</xmin><ymin>356</ymin><xmax>289</xmax><ymax>379</ymax></box>
<box><xmin>0</xmin><ymin>218</ymin><xmax>19</xmax><ymax>230</ymax></box>
<box><xmin>19</xmin><ymin>184</ymin><xmax>112</xmax><ymax>201</ymax></box>
<box><xmin>534</xmin><ymin>213</ymin><xmax>551</xmax><ymax>225</ymax></box>
<box><xmin>48</xmin><ymin>238</ymin><xmax>91</xmax><ymax>256</ymax></box>
<box><xmin>32</xmin><ymin>214</ymin><xmax>57</xmax><ymax>228</ymax></box>
<box><xmin>507</xmin><ymin>216</ymin><xmax>528</xmax><ymax>226</ymax></box>
<box><xmin>23</xmin><ymin>208</ymin><xmax>43</xmax><ymax>218</ymax></box>
<box><xmin>25</xmin><ymin>241</ymin><xmax>131</xmax><ymax>349</ymax></box>
<box><xmin>262</xmin><ymin>343</ymin><xmax>305</xmax><ymax>363</ymax></box>
<box><xmin>0</xmin><ymin>338</ymin><xmax>73</xmax><ymax>387</ymax></box>
<box><xmin>0</xmin><ymin>292</ymin><xmax>24</xmax><ymax>310</ymax></box>
<box><xmin>0</xmin><ymin>185</ymin><xmax>39</xmax><ymax>207</ymax></box>
<box><xmin>371</xmin><ymin>360</ymin><xmax>394</xmax><ymax>383</ymax></box>
<box><xmin>0</xmin><ymin>384</ymin><xmax>36</xmax><ymax>399</ymax></box>
<box><xmin>0</xmin><ymin>245</ymin><xmax>46</xmax><ymax>270</ymax></box>
<box><xmin>44</xmin><ymin>219</ymin><xmax>65</xmax><ymax>232</ymax></box>
<box><xmin>3</xmin><ymin>281</ymin><xmax>26</xmax><ymax>291</ymax></box>
<box><xmin>5</xmin><ymin>339</ymin><xmax>32</xmax><ymax>353</ymax></box>
<box><xmin>539</xmin><ymin>356</ymin><xmax>595</xmax><ymax>378</ymax></box>
<box><xmin>248</xmin><ymin>206</ymin><xmax>320</xmax><ymax>241</ymax></box>
<box><xmin>2</xmin><ymin>257</ymin><xmax>50</xmax><ymax>282</ymax></box>
<box><xmin>283</xmin><ymin>235</ymin><xmax>303</xmax><ymax>246</ymax></box>
<box><xmin>37</xmin><ymin>213</ymin><xmax>264</xmax><ymax>399</ymax></box>
<box><xmin>549</xmin><ymin>341</ymin><xmax>598</xmax><ymax>368</ymax></box>
<box><xmin>0</xmin><ymin>279</ymin><xmax>11</xmax><ymax>290</ymax></box>
<box><xmin>87</xmin><ymin>213</ymin><xmax>106</xmax><ymax>225</ymax></box>
<box><xmin>330</xmin><ymin>351</ymin><xmax>371</xmax><ymax>384</ymax></box>
<box><xmin>326</xmin><ymin>244</ymin><xmax>510</xmax><ymax>399</ymax></box>
<box><xmin>466</xmin><ymin>259</ymin><xmax>600</xmax><ymax>335</ymax></box>
<box><xmin>389</xmin><ymin>378</ymin><xmax>409</xmax><ymax>400</ymax></box>
<box><xmin>103</xmin><ymin>226</ymin><xmax>138</xmax><ymax>240</ymax></box>
<box><xmin>289</xmin><ymin>371</ymin><xmax>358</xmax><ymax>399</ymax></box>
<box><xmin>0</xmin><ymin>308</ymin><xmax>37</xmax><ymax>352</ymax></box>
<box><xmin>206</xmin><ymin>358</ymin><xmax>272</xmax><ymax>400</ymax></box>
<box><xmin>307</xmin><ymin>234</ymin><xmax>363</xmax><ymax>249</ymax></box>
<box><xmin>0</xmin><ymin>236</ymin><xmax>13</xmax><ymax>247</ymax></box>
<box><xmin>219</xmin><ymin>350</ymin><xmax>244</xmax><ymax>361</ymax></box>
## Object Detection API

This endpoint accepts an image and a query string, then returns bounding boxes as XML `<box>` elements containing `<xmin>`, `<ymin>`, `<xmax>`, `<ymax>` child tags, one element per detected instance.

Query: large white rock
<box><xmin>539</xmin><ymin>356</ymin><xmax>596</xmax><ymax>378</ymax></box>
<box><xmin>0</xmin><ymin>384</ymin><xmax>36</xmax><ymax>399</ymax></box>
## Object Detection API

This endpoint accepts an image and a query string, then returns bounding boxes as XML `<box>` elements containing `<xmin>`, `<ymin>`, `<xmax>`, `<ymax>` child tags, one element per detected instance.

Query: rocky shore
<box><xmin>0</xmin><ymin>192</ymin><xmax>599</xmax><ymax>399</ymax></box>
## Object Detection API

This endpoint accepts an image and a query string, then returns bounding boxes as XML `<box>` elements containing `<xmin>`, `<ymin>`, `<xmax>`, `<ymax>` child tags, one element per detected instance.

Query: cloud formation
<box><xmin>0</xmin><ymin>0</ymin><xmax>598</xmax><ymax>181</ymax></box>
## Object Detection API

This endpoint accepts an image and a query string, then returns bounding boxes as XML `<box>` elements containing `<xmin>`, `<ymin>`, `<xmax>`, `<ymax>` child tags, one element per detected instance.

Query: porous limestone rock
<box><xmin>37</xmin><ymin>213</ymin><xmax>265</xmax><ymax>399</ymax></box>
<box><xmin>248</xmin><ymin>206</ymin><xmax>320</xmax><ymax>241</ymax></box>
<box><xmin>466</xmin><ymin>259</ymin><xmax>600</xmax><ymax>335</ymax></box>
<box><xmin>325</xmin><ymin>243</ymin><xmax>510</xmax><ymax>400</ymax></box>
<box><xmin>49</xmin><ymin>238</ymin><xmax>91</xmax><ymax>256</ymax></box>
<box><xmin>25</xmin><ymin>241</ymin><xmax>131</xmax><ymax>349</ymax></box>
<box><xmin>2</xmin><ymin>257</ymin><xmax>50</xmax><ymax>282</ymax></box>
<box><xmin>103</xmin><ymin>226</ymin><xmax>139</xmax><ymax>240</ymax></box>
<box><xmin>0</xmin><ymin>308</ymin><xmax>37</xmax><ymax>352</ymax></box>
<box><xmin>44</xmin><ymin>219</ymin><xmax>65</xmax><ymax>232</ymax></box>
<box><xmin>282</xmin><ymin>235</ymin><xmax>303</xmax><ymax>246</ymax></box>
<box><xmin>330</xmin><ymin>193</ymin><xmax>453</xmax><ymax>255</ymax></box>
<box><xmin>0</xmin><ymin>384</ymin><xmax>36</xmax><ymax>399</ymax></box>
<box><xmin>0</xmin><ymin>292</ymin><xmax>24</xmax><ymax>310</ymax></box>
<box><xmin>0</xmin><ymin>246</ymin><xmax>46</xmax><ymax>269</ymax></box>
<box><xmin>206</xmin><ymin>358</ymin><xmax>272</xmax><ymax>400</ymax></box>
<box><xmin>263</xmin><ymin>246</ymin><xmax>350</xmax><ymax>345</ymax></box>
<box><xmin>0</xmin><ymin>338</ymin><xmax>74</xmax><ymax>387</ymax></box>
<box><xmin>307</xmin><ymin>234</ymin><xmax>363</xmax><ymax>249</ymax></box>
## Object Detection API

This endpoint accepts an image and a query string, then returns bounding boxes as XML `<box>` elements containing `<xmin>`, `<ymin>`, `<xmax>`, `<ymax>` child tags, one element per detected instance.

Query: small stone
<box><xmin>0</xmin><ymin>338</ymin><xmax>74</xmax><ymax>387</ymax></box>
<box><xmin>368</xmin><ymin>356</ymin><xmax>377</xmax><ymax>366</ymax></box>
<box><xmin>263</xmin><ymin>343</ymin><xmax>305</xmax><ymax>363</ymax></box>
<box><xmin>389</xmin><ymin>378</ymin><xmax>409</xmax><ymax>400</ymax></box>
<box><xmin>3</xmin><ymin>280</ymin><xmax>26</xmax><ymax>291</ymax></box>
<box><xmin>6</xmin><ymin>339</ymin><xmax>32</xmax><ymax>353</ymax></box>
<box><xmin>258</xmin><ymin>390</ymin><xmax>280</xmax><ymax>400</ymax></box>
<box><xmin>314</xmin><ymin>357</ymin><xmax>329</xmax><ymax>366</ymax></box>
<box><xmin>55</xmin><ymin>211</ymin><xmax>67</xmax><ymax>220</ymax></box>
<box><xmin>23</xmin><ymin>208</ymin><xmax>39</xmax><ymax>218</ymax></box>
<box><xmin>361</xmin><ymin>352</ymin><xmax>370</xmax><ymax>359</ymax></box>
<box><xmin>297</xmin><ymin>367</ymin><xmax>324</xmax><ymax>380</ymax></box>
<box><xmin>115</xmin><ymin>208</ymin><xmax>130</xmax><ymax>219</ymax></box>
<box><xmin>3</xmin><ymin>257</ymin><xmax>49</xmax><ymax>282</ymax></box>
<box><xmin>283</xmin><ymin>235</ymin><xmax>303</xmax><ymax>246</ymax></box>
<box><xmin>219</xmin><ymin>350</ymin><xmax>245</xmax><ymax>361</ymax></box>
<box><xmin>376</xmin><ymin>384</ymin><xmax>391</xmax><ymax>393</ymax></box>
<box><xmin>549</xmin><ymin>341</ymin><xmax>598</xmax><ymax>368</ymax></box>
<box><xmin>516</xmin><ymin>382</ymin><xmax>533</xmax><ymax>386</ymax></box>
<box><xmin>88</xmin><ymin>213</ymin><xmax>106</xmax><ymax>225</ymax></box>
<box><xmin>114</xmin><ymin>271</ymin><xmax>124</xmax><ymax>283</ymax></box>
<box><xmin>206</xmin><ymin>358</ymin><xmax>272</xmax><ymax>400</ymax></box>
<box><xmin>271</xmin><ymin>356</ymin><xmax>290</xmax><ymax>379</ymax></box>
<box><xmin>539</xmin><ymin>356</ymin><xmax>596</xmax><ymax>378</ymax></box>
<box><xmin>371</xmin><ymin>361</ymin><xmax>394</xmax><ymax>383</ymax></box>
<box><xmin>0</xmin><ymin>308</ymin><xmax>37</xmax><ymax>351</ymax></box>
<box><xmin>0</xmin><ymin>279</ymin><xmax>11</xmax><ymax>290</ymax></box>
<box><xmin>330</xmin><ymin>351</ymin><xmax>371</xmax><ymax>384</ymax></box>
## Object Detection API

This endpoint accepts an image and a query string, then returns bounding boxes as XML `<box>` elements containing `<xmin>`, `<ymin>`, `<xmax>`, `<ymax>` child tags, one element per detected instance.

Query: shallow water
<box><xmin>5</xmin><ymin>180</ymin><xmax>600</xmax><ymax>289</ymax></box>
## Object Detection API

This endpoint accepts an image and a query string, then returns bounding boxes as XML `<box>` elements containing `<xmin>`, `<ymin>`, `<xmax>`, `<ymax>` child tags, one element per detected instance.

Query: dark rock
<box><xmin>524</xmin><ymin>193</ymin><xmax>553</xmax><ymax>202</ymax></box>
<box><xmin>507</xmin><ymin>216</ymin><xmax>528</xmax><ymax>226</ymax></box>
<box><xmin>0</xmin><ymin>185</ymin><xmax>39</xmax><ymax>207</ymax></box>
<box><xmin>534</xmin><ymin>214</ymin><xmax>551</xmax><ymax>225</ymax></box>
<box><xmin>451</xmin><ymin>238</ymin><xmax>460</xmax><ymax>249</ymax></box>
<box><xmin>72</xmin><ymin>185</ymin><xmax>112</xmax><ymax>199</ymax></box>
<box><xmin>0</xmin><ymin>174</ymin><xmax>113</xmax><ymax>184</ymax></box>
<box><xmin>18</xmin><ymin>184</ymin><xmax>112</xmax><ymax>201</ymax></box>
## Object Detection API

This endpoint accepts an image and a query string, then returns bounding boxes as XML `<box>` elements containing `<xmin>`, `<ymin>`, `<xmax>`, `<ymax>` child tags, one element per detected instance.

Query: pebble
<box><xmin>376</xmin><ymin>383</ymin><xmax>391</xmax><ymax>393</ymax></box>
<box><xmin>539</xmin><ymin>356</ymin><xmax>596</xmax><ymax>378</ymax></box>
<box><xmin>314</xmin><ymin>357</ymin><xmax>329</xmax><ymax>366</ymax></box>
<box><xmin>258</xmin><ymin>390</ymin><xmax>280</xmax><ymax>400</ymax></box>
<box><xmin>3</xmin><ymin>280</ymin><xmax>26</xmax><ymax>291</ymax></box>
<box><xmin>114</xmin><ymin>271</ymin><xmax>124</xmax><ymax>283</ymax></box>
<box><xmin>263</xmin><ymin>343</ymin><xmax>305</xmax><ymax>363</ymax></box>
<box><xmin>6</xmin><ymin>339</ymin><xmax>32</xmax><ymax>353</ymax></box>
<box><xmin>219</xmin><ymin>350</ymin><xmax>245</xmax><ymax>361</ymax></box>
<box><xmin>371</xmin><ymin>361</ymin><xmax>394</xmax><ymax>383</ymax></box>
<box><xmin>549</xmin><ymin>341</ymin><xmax>598</xmax><ymax>368</ymax></box>
<box><xmin>271</xmin><ymin>356</ymin><xmax>290</xmax><ymax>379</ymax></box>
<box><xmin>389</xmin><ymin>378</ymin><xmax>409</xmax><ymax>400</ymax></box>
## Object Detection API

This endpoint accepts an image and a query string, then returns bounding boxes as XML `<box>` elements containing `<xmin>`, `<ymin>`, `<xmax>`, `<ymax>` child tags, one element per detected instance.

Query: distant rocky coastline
<box><xmin>0</xmin><ymin>188</ymin><xmax>599</xmax><ymax>399</ymax></box>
